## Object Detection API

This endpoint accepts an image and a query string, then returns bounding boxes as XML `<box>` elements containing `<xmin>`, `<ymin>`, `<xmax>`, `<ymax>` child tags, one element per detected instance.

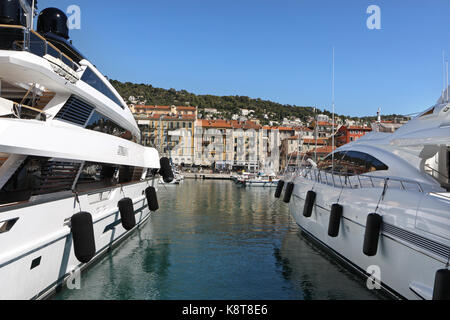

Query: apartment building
<box><xmin>135</xmin><ymin>105</ymin><xmax>197</xmax><ymax>165</ymax></box>
<box><xmin>335</xmin><ymin>125</ymin><xmax>372</xmax><ymax>147</ymax></box>
<box><xmin>194</xmin><ymin>119</ymin><xmax>263</xmax><ymax>172</ymax></box>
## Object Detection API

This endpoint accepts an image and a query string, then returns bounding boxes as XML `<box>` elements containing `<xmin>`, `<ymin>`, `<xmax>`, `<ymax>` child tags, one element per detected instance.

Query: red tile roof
<box><xmin>347</xmin><ymin>126</ymin><xmax>372</xmax><ymax>131</ymax></box>
<box><xmin>198</xmin><ymin>119</ymin><xmax>233</xmax><ymax>128</ymax></box>
<box><xmin>296</xmin><ymin>127</ymin><xmax>313</xmax><ymax>132</ymax></box>
<box><xmin>137</xmin><ymin>114</ymin><xmax>196</xmax><ymax>121</ymax></box>
<box><xmin>316</xmin><ymin>121</ymin><xmax>333</xmax><ymax>126</ymax></box>
<box><xmin>303</xmin><ymin>138</ymin><xmax>327</xmax><ymax>145</ymax></box>
<box><xmin>314</xmin><ymin>146</ymin><xmax>337</xmax><ymax>154</ymax></box>
<box><xmin>198</xmin><ymin>120</ymin><xmax>261</xmax><ymax>129</ymax></box>
<box><xmin>305</xmin><ymin>146</ymin><xmax>336</xmax><ymax>156</ymax></box>
<box><xmin>262</xmin><ymin>126</ymin><xmax>296</xmax><ymax>131</ymax></box>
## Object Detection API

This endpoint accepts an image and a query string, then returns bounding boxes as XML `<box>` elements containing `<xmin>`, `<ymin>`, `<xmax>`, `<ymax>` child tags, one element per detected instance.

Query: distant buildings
<box><xmin>130</xmin><ymin>104</ymin><xmax>407</xmax><ymax>172</ymax></box>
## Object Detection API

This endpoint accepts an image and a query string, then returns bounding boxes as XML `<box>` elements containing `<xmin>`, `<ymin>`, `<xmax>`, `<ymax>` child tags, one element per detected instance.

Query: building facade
<box><xmin>135</xmin><ymin>105</ymin><xmax>197</xmax><ymax>165</ymax></box>
<box><xmin>335</xmin><ymin>125</ymin><xmax>372</xmax><ymax>147</ymax></box>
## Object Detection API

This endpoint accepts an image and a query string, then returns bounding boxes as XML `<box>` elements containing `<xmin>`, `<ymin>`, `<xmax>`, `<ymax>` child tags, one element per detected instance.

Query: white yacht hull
<box><xmin>288</xmin><ymin>176</ymin><xmax>450</xmax><ymax>300</ymax></box>
<box><xmin>0</xmin><ymin>179</ymin><xmax>158</xmax><ymax>300</ymax></box>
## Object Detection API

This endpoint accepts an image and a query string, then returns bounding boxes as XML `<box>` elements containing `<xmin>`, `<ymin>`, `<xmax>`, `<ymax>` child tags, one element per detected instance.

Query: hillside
<box><xmin>110</xmin><ymin>80</ymin><xmax>406</xmax><ymax>125</ymax></box>
<box><xmin>110</xmin><ymin>80</ymin><xmax>343</xmax><ymax>125</ymax></box>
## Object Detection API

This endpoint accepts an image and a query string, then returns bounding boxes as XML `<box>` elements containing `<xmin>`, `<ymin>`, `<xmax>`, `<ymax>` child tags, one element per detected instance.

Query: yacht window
<box><xmin>118</xmin><ymin>166</ymin><xmax>143</xmax><ymax>184</ymax></box>
<box><xmin>317</xmin><ymin>151</ymin><xmax>388</xmax><ymax>176</ymax></box>
<box><xmin>75</xmin><ymin>163</ymin><xmax>119</xmax><ymax>192</ymax></box>
<box><xmin>81</xmin><ymin>67</ymin><xmax>125</xmax><ymax>109</ymax></box>
<box><xmin>85</xmin><ymin>111</ymin><xmax>133</xmax><ymax>141</ymax></box>
<box><xmin>340</xmin><ymin>151</ymin><xmax>388</xmax><ymax>175</ymax></box>
<box><xmin>420</xmin><ymin>108</ymin><xmax>435</xmax><ymax>117</ymax></box>
<box><xmin>0</xmin><ymin>157</ymin><xmax>82</xmax><ymax>205</ymax></box>
<box><xmin>0</xmin><ymin>157</ymin><xmax>34</xmax><ymax>205</ymax></box>
<box><xmin>317</xmin><ymin>152</ymin><xmax>346</xmax><ymax>173</ymax></box>
<box><xmin>32</xmin><ymin>161</ymin><xmax>81</xmax><ymax>196</ymax></box>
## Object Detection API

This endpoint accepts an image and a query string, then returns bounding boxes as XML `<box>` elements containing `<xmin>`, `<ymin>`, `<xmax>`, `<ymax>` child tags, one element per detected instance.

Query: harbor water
<box><xmin>53</xmin><ymin>180</ymin><xmax>389</xmax><ymax>300</ymax></box>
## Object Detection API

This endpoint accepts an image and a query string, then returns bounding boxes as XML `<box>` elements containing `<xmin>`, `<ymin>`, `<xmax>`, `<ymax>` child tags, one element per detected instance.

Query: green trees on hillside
<box><xmin>110</xmin><ymin>80</ymin><xmax>404</xmax><ymax>124</ymax></box>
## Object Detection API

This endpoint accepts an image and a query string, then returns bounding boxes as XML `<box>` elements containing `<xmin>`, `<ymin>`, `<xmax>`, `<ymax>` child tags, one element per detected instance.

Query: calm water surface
<box><xmin>53</xmin><ymin>180</ymin><xmax>388</xmax><ymax>300</ymax></box>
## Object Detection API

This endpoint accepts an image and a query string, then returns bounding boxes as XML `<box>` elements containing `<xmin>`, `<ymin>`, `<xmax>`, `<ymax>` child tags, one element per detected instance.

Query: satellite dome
<box><xmin>37</xmin><ymin>7</ymin><xmax>69</xmax><ymax>40</ymax></box>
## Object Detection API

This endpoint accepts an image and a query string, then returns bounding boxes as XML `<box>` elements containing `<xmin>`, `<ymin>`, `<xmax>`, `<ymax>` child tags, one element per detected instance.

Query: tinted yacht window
<box><xmin>0</xmin><ymin>157</ymin><xmax>82</xmax><ymax>204</ymax></box>
<box><xmin>75</xmin><ymin>163</ymin><xmax>119</xmax><ymax>192</ymax></box>
<box><xmin>85</xmin><ymin>111</ymin><xmax>133</xmax><ymax>141</ymax></box>
<box><xmin>341</xmin><ymin>151</ymin><xmax>388</xmax><ymax>175</ymax></box>
<box><xmin>81</xmin><ymin>67</ymin><xmax>124</xmax><ymax>109</ymax></box>
<box><xmin>318</xmin><ymin>151</ymin><xmax>388</xmax><ymax>176</ymax></box>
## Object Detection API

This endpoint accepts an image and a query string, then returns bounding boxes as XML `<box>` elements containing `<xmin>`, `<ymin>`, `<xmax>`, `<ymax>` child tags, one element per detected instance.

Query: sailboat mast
<box><xmin>446</xmin><ymin>59</ymin><xmax>449</xmax><ymax>103</ymax></box>
<box><xmin>332</xmin><ymin>47</ymin><xmax>335</xmax><ymax>172</ymax></box>
<box><xmin>443</xmin><ymin>51</ymin><xmax>447</xmax><ymax>103</ymax></box>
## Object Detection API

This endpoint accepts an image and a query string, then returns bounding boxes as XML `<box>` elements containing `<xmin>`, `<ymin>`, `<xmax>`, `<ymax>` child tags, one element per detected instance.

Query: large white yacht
<box><xmin>280</xmin><ymin>88</ymin><xmax>450</xmax><ymax>300</ymax></box>
<box><xmin>0</xmin><ymin>0</ymin><xmax>173</xmax><ymax>299</ymax></box>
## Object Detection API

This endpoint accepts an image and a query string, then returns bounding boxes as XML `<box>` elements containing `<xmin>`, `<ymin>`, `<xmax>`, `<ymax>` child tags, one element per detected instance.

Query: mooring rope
<box><xmin>374</xmin><ymin>178</ymin><xmax>389</xmax><ymax>213</ymax></box>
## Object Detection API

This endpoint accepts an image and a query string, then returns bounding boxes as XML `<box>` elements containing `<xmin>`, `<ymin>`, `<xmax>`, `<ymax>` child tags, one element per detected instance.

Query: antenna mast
<box><xmin>443</xmin><ymin>51</ymin><xmax>446</xmax><ymax>102</ymax></box>
<box><xmin>332</xmin><ymin>47</ymin><xmax>335</xmax><ymax>172</ymax></box>
<box><xmin>446</xmin><ymin>59</ymin><xmax>449</xmax><ymax>103</ymax></box>
<box><xmin>443</xmin><ymin>51</ymin><xmax>447</xmax><ymax>103</ymax></box>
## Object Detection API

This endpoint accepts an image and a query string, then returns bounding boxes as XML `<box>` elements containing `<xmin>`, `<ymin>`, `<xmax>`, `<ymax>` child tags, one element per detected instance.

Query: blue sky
<box><xmin>38</xmin><ymin>0</ymin><xmax>450</xmax><ymax>117</ymax></box>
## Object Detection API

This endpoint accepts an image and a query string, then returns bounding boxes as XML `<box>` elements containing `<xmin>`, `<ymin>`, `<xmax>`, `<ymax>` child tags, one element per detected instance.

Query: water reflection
<box><xmin>53</xmin><ymin>180</ymin><xmax>388</xmax><ymax>300</ymax></box>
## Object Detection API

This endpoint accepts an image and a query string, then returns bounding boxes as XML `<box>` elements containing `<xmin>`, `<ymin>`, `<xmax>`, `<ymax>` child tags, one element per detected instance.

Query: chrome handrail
<box><xmin>0</xmin><ymin>25</ymin><xmax>81</xmax><ymax>72</ymax></box>
<box><xmin>290</xmin><ymin>167</ymin><xmax>426</xmax><ymax>194</ymax></box>
<box><xmin>425</xmin><ymin>164</ymin><xmax>449</xmax><ymax>180</ymax></box>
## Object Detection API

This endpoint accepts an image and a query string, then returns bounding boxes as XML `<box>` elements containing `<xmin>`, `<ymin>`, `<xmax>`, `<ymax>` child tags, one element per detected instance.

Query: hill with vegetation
<box><xmin>110</xmin><ymin>80</ymin><xmax>405</xmax><ymax>125</ymax></box>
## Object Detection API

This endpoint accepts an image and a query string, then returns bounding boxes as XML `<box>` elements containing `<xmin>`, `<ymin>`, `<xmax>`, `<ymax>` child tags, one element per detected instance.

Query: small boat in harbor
<box><xmin>0</xmin><ymin>1</ymin><xmax>173</xmax><ymax>299</ymax></box>
<box><xmin>281</xmin><ymin>90</ymin><xmax>450</xmax><ymax>300</ymax></box>
<box><xmin>245</xmin><ymin>175</ymin><xmax>280</xmax><ymax>188</ymax></box>
<box><xmin>234</xmin><ymin>171</ymin><xmax>280</xmax><ymax>188</ymax></box>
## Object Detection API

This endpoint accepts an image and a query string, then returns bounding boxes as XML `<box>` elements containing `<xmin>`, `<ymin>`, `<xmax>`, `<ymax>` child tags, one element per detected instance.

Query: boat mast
<box><xmin>446</xmin><ymin>59</ymin><xmax>448</xmax><ymax>103</ymax></box>
<box><xmin>314</xmin><ymin>108</ymin><xmax>317</xmax><ymax>163</ymax></box>
<box><xmin>443</xmin><ymin>50</ymin><xmax>446</xmax><ymax>103</ymax></box>
<box><xmin>332</xmin><ymin>47</ymin><xmax>335</xmax><ymax>173</ymax></box>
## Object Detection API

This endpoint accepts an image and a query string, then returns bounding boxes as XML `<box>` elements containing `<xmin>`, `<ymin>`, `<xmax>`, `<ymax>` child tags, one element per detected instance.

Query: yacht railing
<box><xmin>287</xmin><ymin>167</ymin><xmax>426</xmax><ymax>194</ymax></box>
<box><xmin>11</xmin><ymin>101</ymin><xmax>48</xmax><ymax>120</ymax></box>
<box><xmin>0</xmin><ymin>25</ymin><xmax>81</xmax><ymax>72</ymax></box>
<box><xmin>425</xmin><ymin>164</ymin><xmax>449</xmax><ymax>182</ymax></box>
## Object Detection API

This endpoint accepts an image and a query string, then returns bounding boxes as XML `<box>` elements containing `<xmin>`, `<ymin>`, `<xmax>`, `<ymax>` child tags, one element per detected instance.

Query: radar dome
<box><xmin>37</xmin><ymin>7</ymin><xmax>69</xmax><ymax>40</ymax></box>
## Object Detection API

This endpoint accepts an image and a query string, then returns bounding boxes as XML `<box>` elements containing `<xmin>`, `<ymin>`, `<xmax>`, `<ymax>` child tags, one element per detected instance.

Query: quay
<box><xmin>183</xmin><ymin>172</ymin><xmax>233</xmax><ymax>180</ymax></box>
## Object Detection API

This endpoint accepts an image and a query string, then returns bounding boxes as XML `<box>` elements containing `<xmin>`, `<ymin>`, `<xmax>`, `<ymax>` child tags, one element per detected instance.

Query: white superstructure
<box><xmin>283</xmin><ymin>93</ymin><xmax>450</xmax><ymax>300</ymax></box>
<box><xmin>0</xmin><ymin>2</ymin><xmax>169</xmax><ymax>299</ymax></box>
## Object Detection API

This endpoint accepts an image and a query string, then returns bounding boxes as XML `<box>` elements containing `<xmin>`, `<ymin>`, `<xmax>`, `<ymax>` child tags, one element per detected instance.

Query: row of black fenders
<box><xmin>274</xmin><ymin>179</ymin><xmax>450</xmax><ymax>301</ymax></box>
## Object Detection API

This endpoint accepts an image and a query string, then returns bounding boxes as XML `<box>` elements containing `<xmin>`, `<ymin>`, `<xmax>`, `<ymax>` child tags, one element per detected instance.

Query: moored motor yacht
<box><xmin>280</xmin><ymin>89</ymin><xmax>450</xmax><ymax>300</ymax></box>
<box><xmin>0</xmin><ymin>0</ymin><xmax>173</xmax><ymax>299</ymax></box>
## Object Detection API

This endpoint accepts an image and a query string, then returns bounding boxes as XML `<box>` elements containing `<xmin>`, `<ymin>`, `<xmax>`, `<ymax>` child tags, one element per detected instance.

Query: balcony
<box><xmin>0</xmin><ymin>25</ymin><xmax>80</xmax><ymax>72</ymax></box>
